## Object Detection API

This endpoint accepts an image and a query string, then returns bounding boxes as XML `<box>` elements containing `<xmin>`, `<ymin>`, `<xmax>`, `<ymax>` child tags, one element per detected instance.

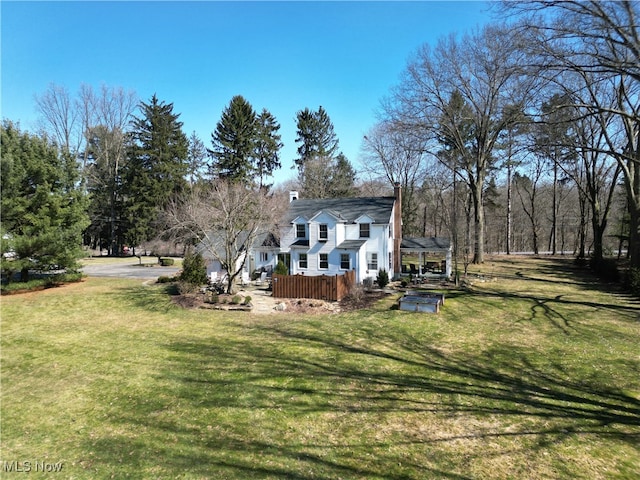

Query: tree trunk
<box><xmin>20</xmin><ymin>267</ymin><xmax>29</xmax><ymax>283</ymax></box>
<box><xmin>624</xmin><ymin>141</ymin><xmax>640</xmax><ymax>270</ymax></box>
<box><xmin>506</xmin><ymin>164</ymin><xmax>512</xmax><ymax>255</ymax></box>
<box><xmin>471</xmin><ymin>181</ymin><xmax>485</xmax><ymax>264</ymax></box>
<box><xmin>549</xmin><ymin>162</ymin><xmax>558</xmax><ymax>254</ymax></box>
<box><xmin>628</xmin><ymin>196</ymin><xmax>640</xmax><ymax>270</ymax></box>
<box><xmin>590</xmin><ymin>186</ymin><xmax>609</xmax><ymax>269</ymax></box>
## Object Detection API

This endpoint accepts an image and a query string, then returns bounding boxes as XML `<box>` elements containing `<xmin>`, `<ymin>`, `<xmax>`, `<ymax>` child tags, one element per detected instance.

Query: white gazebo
<box><xmin>400</xmin><ymin>237</ymin><xmax>452</xmax><ymax>278</ymax></box>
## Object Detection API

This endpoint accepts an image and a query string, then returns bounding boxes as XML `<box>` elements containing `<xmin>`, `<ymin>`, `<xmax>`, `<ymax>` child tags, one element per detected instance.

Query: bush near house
<box><xmin>376</xmin><ymin>268</ymin><xmax>389</xmax><ymax>289</ymax></box>
<box><xmin>179</xmin><ymin>252</ymin><xmax>207</xmax><ymax>286</ymax></box>
<box><xmin>274</xmin><ymin>260</ymin><xmax>288</xmax><ymax>276</ymax></box>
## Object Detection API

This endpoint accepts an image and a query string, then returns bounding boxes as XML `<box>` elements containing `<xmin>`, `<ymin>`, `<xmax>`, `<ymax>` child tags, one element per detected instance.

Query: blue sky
<box><xmin>1</xmin><ymin>1</ymin><xmax>493</xmax><ymax>182</ymax></box>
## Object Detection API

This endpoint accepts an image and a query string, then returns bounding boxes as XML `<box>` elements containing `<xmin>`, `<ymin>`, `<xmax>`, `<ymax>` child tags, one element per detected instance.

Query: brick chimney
<box><xmin>393</xmin><ymin>182</ymin><xmax>402</xmax><ymax>275</ymax></box>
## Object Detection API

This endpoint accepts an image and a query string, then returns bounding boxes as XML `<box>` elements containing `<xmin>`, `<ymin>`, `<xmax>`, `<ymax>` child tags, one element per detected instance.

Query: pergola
<box><xmin>400</xmin><ymin>237</ymin><xmax>452</xmax><ymax>278</ymax></box>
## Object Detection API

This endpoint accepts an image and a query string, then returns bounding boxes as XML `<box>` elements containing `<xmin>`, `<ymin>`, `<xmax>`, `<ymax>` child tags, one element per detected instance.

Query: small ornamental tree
<box><xmin>376</xmin><ymin>268</ymin><xmax>389</xmax><ymax>289</ymax></box>
<box><xmin>274</xmin><ymin>260</ymin><xmax>288</xmax><ymax>276</ymax></box>
<box><xmin>180</xmin><ymin>251</ymin><xmax>208</xmax><ymax>286</ymax></box>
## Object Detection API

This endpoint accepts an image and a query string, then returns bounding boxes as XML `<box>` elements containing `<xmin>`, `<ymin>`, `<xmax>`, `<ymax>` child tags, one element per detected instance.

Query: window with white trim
<box><xmin>299</xmin><ymin>253</ymin><xmax>308</xmax><ymax>269</ymax></box>
<box><xmin>319</xmin><ymin>253</ymin><xmax>329</xmax><ymax>269</ymax></box>
<box><xmin>359</xmin><ymin>223</ymin><xmax>370</xmax><ymax>238</ymax></box>
<box><xmin>260</xmin><ymin>252</ymin><xmax>269</xmax><ymax>262</ymax></box>
<box><xmin>319</xmin><ymin>224</ymin><xmax>328</xmax><ymax>241</ymax></box>
<box><xmin>367</xmin><ymin>252</ymin><xmax>378</xmax><ymax>271</ymax></box>
<box><xmin>340</xmin><ymin>253</ymin><xmax>350</xmax><ymax>270</ymax></box>
<box><xmin>296</xmin><ymin>223</ymin><xmax>306</xmax><ymax>238</ymax></box>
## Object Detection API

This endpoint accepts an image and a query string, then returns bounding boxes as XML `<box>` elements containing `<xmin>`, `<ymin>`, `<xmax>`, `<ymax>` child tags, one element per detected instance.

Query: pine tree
<box><xmin>125</xmin><ymin>95</ymin><xmax>189</xmax><ymax>248</ymax></box>
<box><xmin>328</xmin><ymin>153</ymin><xmax>357</xmax><ymax>197</ymax></box>
<box><xmin>254</xmin><ymin>108</ymin><xmax>283</xmax><ymax>190</ymax></box>
<box><xmin>294</xmin><ymin>106</ymin><xmax>339</xmax><ymax>172</ymax></box>
<box><xmin>294</xmin><ymin>106</ymin><xmax>348</xmax><ymax>198</ymax></box>
<box><xmin>187</xmin><ymin>131</ymin><xmax>207</xmax><ymax>186</ymax></box>
<box><xmin>0</xmin><ymin>121</ymin><xmax>89</xmax><ymax>282</ymax></box>
<box><xmin>209</xmin><ymin>95</ymin><xmax>258</xmax><ymax>183</ymax></box>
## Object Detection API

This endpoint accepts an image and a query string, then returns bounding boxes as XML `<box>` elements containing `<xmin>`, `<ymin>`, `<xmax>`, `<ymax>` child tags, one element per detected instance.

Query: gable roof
<box><xmin>284</xmin><ymin>197</ymin><xmax>396</xmax><ymax>225</ymax></box>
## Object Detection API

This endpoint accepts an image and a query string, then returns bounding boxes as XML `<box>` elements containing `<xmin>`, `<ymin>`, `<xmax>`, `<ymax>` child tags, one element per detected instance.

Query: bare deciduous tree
<box><xmin>387</xmin><ymin>24</ymin><xmax>535</xmax><ymax>263</ymax></box>
<box><xmin>504</xmin><ymin>0</ymin><xmax>640</xmax><ymax>268</ymax></box>
<box><xmin>361</xmin><ymin>120</ymin><xmax>427</xmax><ymax>235</ymax></box>
<box><xmin>35</xmin><ymin>83</ymin><xmax>80</xmax><ymax>155</ymax></box>
<box><xmin>163</xmin><ymin>181</ymin><xmax>281</xmax><ymax>293</ymax></box>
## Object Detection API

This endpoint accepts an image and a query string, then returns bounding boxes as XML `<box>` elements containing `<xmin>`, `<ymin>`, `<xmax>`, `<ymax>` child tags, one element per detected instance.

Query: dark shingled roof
<box><xmin>401</xmin><ymin>237</ymin><xmax>451</xmax><ymax>251</ymax></box>
<box><xmin>284</xmin><ymin>197</ymin><xmax>396</xmax><ymax>224</ymax></box>
<box><xmin>337</xmin><ymin>239</ymin><xmax>368</xmax><ymax>249</ymax></box>
<box><xmin>290</xmin><ymin>239</ymin><xmax>310</xmax><ymax>247</ymax></box>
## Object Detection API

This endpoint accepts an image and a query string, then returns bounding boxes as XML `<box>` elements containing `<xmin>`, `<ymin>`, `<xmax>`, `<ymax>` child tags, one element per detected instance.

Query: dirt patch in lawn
<box><xmin>170</xmin><ymin>287</ymin><xmax>393</xmax><ymax>315</ymax></box>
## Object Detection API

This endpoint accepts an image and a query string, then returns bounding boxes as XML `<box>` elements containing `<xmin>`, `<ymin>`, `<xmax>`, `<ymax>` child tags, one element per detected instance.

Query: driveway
<box><xmin>81</xmin><ymin>260</ymin><xmax>180</xmax><ymax>280</ymax></box>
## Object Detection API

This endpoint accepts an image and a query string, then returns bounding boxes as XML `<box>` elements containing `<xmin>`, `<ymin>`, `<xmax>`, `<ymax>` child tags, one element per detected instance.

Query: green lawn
<box><xmin>1</xmin><ymin>256</ymin><xmax>639</xmax><ymax>479</ymax></box>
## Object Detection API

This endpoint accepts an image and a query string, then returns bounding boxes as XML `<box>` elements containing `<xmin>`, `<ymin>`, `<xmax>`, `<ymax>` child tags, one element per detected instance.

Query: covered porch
<box><xmin>400</xmin><ymin>237</ymin><xmax>452</xmax><ymax>279</ymax></box>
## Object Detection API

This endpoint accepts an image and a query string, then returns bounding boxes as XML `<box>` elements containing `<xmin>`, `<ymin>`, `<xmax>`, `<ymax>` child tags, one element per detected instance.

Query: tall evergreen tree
<box><xmin>294</xmin><ymin>106</ymin><xmax>339</xmax><ymax>172</ymax></box>
<box><xmin>125</xmin><ymin>94</ymin><xmax>188</xmax><ymax>248</ymax></box>
<box><xmin>0</xmin><ymin>121</ymin><xmax>89</xmax><ymax>282</ymax></box>
<box><xmin>294</xmin><ymin>106</ymin><xmax>351</xmax><ymax>198</ymax></box>
<box><xmin>254</xmin><ymin>108</ymin><xmax>283</xmax><ymax>190</ymax></box>
<box><xmin>328</xmin><ymin>153</ymin><xmax>357</xmax><ymax>197</ymax></box>
<box><xmin>187</xmin><ymin>131</ymin><xmax>207</xmax><ymax>186</ymax></box>
<box><xmin>209</xmin><ymin>95</ymin><xmax>258</xmax><ymax>183</ymax></box>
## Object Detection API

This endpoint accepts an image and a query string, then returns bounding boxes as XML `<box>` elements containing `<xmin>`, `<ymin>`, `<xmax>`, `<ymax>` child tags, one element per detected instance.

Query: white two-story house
<box><xmin>276</xmin><ymin>186</ymin><xmax>403</xmax><ymax>283</ymax></box>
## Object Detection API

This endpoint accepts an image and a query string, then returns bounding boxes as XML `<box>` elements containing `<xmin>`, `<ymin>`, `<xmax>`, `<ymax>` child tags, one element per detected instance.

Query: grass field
<box><xmin>1</xmin><ymin>256</ymin><xmax>639</xmax><ymax>479</ymax></box>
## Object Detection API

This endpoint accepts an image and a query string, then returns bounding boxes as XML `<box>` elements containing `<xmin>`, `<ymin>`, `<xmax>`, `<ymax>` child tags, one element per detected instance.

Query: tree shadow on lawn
<box><xmin>239</xmin><ymin>324</ymin><xmax>640</xmax><ymax>430</ymax></box>
<box><xmin>111</xmin><ymin>282</ymin><xmax>181</xmax><ymax>313</ymax></box>
<box><xmin>82</xmin><ymin>318</ymin><xmax>639</xmax><ymax>479</ymax></box>
<box><xmin>508</xmin><ymin>256</ymin><xmax>638</xmax><ymax>301</ymax></box>
<box><xmin>445</xmin><ymin>286</ymin><xmax>639</xmax><ymax>339</ymax></box>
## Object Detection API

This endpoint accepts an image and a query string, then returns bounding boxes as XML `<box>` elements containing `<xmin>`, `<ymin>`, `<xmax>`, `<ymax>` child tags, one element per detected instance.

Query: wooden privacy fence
<box><xmin>272</xmin><ymin>270</ymin><xmax>355</xmax><ymax>302</ymax></box>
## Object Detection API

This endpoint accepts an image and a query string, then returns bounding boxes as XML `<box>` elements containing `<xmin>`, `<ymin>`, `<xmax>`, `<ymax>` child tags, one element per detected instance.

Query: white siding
<box><xmin>279</xmin><ymin>211</ymin><xmax>396</xmax><ymax>283</ymax></box>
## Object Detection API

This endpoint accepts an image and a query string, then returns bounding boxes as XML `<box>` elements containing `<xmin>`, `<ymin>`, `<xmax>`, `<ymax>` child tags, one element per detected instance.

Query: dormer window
<box><xmin>359</xmin><ymin>223</ymin><xmax>370</xmax><ymax>238</ymax></box>
<box><xmin>296</xmin><ymin>223</ymin><xmax>306</xmax><ymax>238</ymax></box>
<box><xmin>319</xmin><ymin>224</ymin><xmax>328</xmax><ymax>241</ymax></box>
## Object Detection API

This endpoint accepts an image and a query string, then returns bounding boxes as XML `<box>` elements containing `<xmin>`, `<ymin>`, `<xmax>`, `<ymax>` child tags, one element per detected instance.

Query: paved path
<box><xmin>81</xmin><ymin>262</ymin><xmax>180</xmax><ymax>280</ymax></box>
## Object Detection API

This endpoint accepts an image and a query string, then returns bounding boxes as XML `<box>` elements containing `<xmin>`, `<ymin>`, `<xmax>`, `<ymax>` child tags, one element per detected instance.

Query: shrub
<box><xmin>0</xmin><ymin>272</ymin><xmax>84</xmax><ymax>294</ymax></box>
<box><xmin>346</xmin><ymin>282</ymin><xmax>365</xmax><ymax>303</ymax></box>
<box><xmin>376</xmin><ymin>268</ymin><xmax>389</xmax><ymax>289</ymax></box>
<box><xmin>274</xmin><ymin>260</ymin><xmax>288</xmax><ymax>276</ymax></box>
<box><xmin>204</xmin><ymin>291</ymin><xmax>219</xmax><ymax>304</ymax></box>
<box><xmin>626</xmin><ymin>267</ymin><xmax>640</xmax><ymax>297</ymax></box>
<box><xmin>243</xmin><ymin>295</ymin><xmax>252</xmax><ymax>305</ymax></box>
<box><xmin>179</xmin><ymin>252</ymin><xmax>207</xmax><ymax>286</ymax></box>
<box><xmin>176</xmin><ymin>281</ymin><xmax>199</xmax><ymax>295</ymax></box>
<box><xmin>160</xmin><ymin>258</ymin><xmax>175</xmax><ymax>266</ymax></box>
<box><xmin>231</xmin><ymin>295</ymin><xmax>242</xmax><ymax>305</ymax></box>
<box><xmin>157</xmin><ymin>275</ymin><xmax>175</xmax><ymax>284</ymax></box>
